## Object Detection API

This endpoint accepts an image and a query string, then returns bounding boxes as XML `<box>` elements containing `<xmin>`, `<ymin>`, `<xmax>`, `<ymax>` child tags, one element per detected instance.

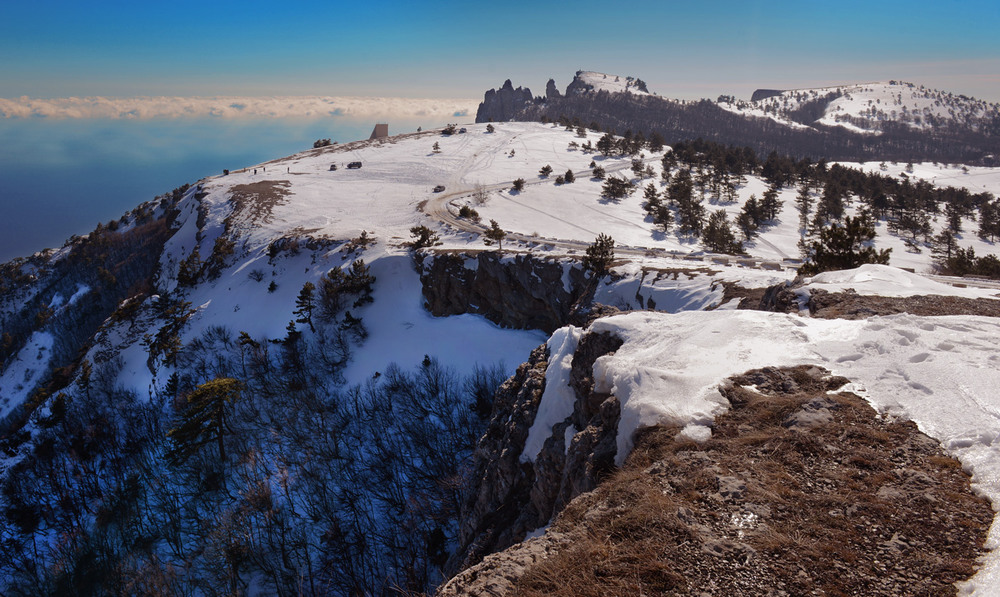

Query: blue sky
<box><xmin>1</xmin><ymin>0</ymin><xmax>999</xmax><ymax>101</ymax></box>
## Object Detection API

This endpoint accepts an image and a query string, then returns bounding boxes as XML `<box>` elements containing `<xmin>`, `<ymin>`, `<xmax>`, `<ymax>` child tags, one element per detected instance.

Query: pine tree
<box><xmin>539</xmin><ymin>164</ymin><xmax>553</xmax><ymax>178</ymax></box>
<box><xmin>483</xmin><ymin>220</ymin><xmax>507</xmax><ymax>252</ymax></box>
<box><xmin>294</xmin><ymin>282</ymin><xmax>316</xmax><ymax>331</ymax></box>
<box><xmin>648</xmin><ymin>131</ymin><xmax>665</xmax><ymax>153</ymax></box>
<box><xmin>596</xmin><ymin>133</ymin><xmax>615</xmax><ymax>156</ymax></box>
<box><xmin>661</xmin><ymin>150</ymin><xmax>677</xmax><ymax>173</ymax></box>
<box><xmin>409</xmin><ymin>225</ymin><xmax>442</xmax><ymax>249</ymax></box>
<box><xmin>631</xmin><ymin>158</ymin><xmax>645</xmax><ymax>179</ymax></box>
<box><xmin>340</xmin><ymin>310</ymin><xmax>368</xmax><ymax>341</ymax></box>
<box><xmin>894</xmin><ymin>208</ymin><xmax>932</xmax><ymax>242</ymax></box>
<box><xmin>931</xmin><ymin>228</ymin><xmax>960</xmax><ymax>267</ymax></box>
<box><xmin>799</xmin><ymin>212</ymin><xmax>891</xmax><ymax>275</ymax></box>
<box><xmin>737</xmin><ymin>194</ymin><xmax>762</xmax><ymax>239</ymax></box>
<box><xmin>564</xmin><ymin>169</ymin><xmax>575</xmax><ymax>183</ymax></box>
<box><xmin>512</xmin><ymin>178</ymin><xmax>525</xmax><ymax>192</ymax></box>
<box><xmin>643</xmin><ymin>183</ymin><xmax>661</xmax><ymax>216</ymax></box>
<box><xmin>601</xmin><ymin>176</ymin><xmax>633</xmax><ymax>201</ymax></box>
<box><xmin>670</xmin><ymin>169</ymin><xmax>704</xmax><ymax>236</ymax></box>
<box><xmin>760</xmin><ymin>185</ymin><xmax>782</xmax><ymax>221</ymax></box>
<box><xmin>342</xmin><ymin>260</ymin><xmax>374</xmax><ymax>308</ymax></box>
<box><xmin>167</xmin><ymin>377</ymin><xmax>243</xmax><ymax>466</ymax></box>
<box><xmin>654</xmin><ymin>204</ymin><xmax>673</xmax><ymax>233</ymax></box>
<box><xmin>796</xmin><ymin>182</ymin><xmax>814</xmax><ymax>235</ymax></box>
<box><xmin>177</xmin><ymin>247</ymin><xmax>203</xmax><ymax>287</ymax></box>
<box><xmin>944</xmin><ymin>202</ymin><xmax>964</xmax><ymax>233</ymax></box>
<box><xmin>703</xmin><ymin>210</ymin><xmax>743</xmax><ymax>254</ymax></box>
<box><xmin>979</xmin><ymin>200</ymin><xmax>1000</xmax><ymax>242</ymax></box>
<box><xmin>582</xmin><ymin>233</ymin><xmax>615</xmax><ymax>275</ymax></box>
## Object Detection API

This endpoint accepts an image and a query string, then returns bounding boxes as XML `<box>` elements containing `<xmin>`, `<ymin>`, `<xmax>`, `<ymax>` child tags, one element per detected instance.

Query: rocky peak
<box><xmin>475</xmin><ymin>80</ymin><xmax>536</xmax><ymax>123</ymax></box>
<box><xmin>545</xmin><ymin>78</ymin><xmax>561</xmax><ymax>100</ymax></box>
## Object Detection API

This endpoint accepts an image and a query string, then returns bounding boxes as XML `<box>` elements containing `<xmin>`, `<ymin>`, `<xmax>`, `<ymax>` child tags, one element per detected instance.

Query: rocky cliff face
<box><xmin>564</xmin><ymin>72</ymin><xmax>595</xmax><ymax>96</ymax></box>
<box><xmin>418</xmin><ymin>252</ymin><xmax>591</xmax><ymax>333</ymax></box>
<box><xmin>443</xmin><ymin>329</ymin><xmax>624</xmax><ymax>580</ymax></box>
<box><xmin>475</xmin><ymin>79</ymin><xmax>536</xmax><ymax>123</ymax></box>
<box><xmin>751</xmin><ymin>88</ymin><xmax>785</xmax><ymax>101</ymax></box>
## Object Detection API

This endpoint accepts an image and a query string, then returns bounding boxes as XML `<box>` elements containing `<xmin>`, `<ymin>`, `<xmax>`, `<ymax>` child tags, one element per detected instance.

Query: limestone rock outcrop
<box><xmin>443</xmin><ymin>330</ymin><xmax>625</xmax><ymax>580</ymax></box>
<box><xmin>418</xmin><ymin>252</ymin><xmax>589</xmax><ymax>333</ymax></box>
<box><xmin>545</xmin><ymin>78</ymin><xmax>561</xmax><ymax>100</ymax></box>
<box><xmin>475</xmin><ymin>79</ymin><xmax>535</xmax><ymax>123</ymax></box>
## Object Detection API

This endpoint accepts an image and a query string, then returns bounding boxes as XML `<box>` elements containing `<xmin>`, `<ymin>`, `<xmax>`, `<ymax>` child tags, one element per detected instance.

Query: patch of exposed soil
<box><xmin>227</xmin><ymin>180</ymin><xmax>291</xmax><ymax>229</ymax></box>
<box><xmin>804</xmin><ymin>288</ymin><xmax>1000</xmax><ymax>319</ymax></box>
<box><xmin>441</xmin><ymin>366</ymin><xmax>993</xmax><ymax>596</ymax></box>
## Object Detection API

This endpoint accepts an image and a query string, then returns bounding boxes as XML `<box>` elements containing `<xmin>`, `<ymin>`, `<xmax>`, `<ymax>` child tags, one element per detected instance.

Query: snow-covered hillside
<box><xmin>4</xmin><ymin>119</ymin><xmax>1000</xmax><ymax>446</ymax></box>
<box><xmin>3</xmin><ymin>121</ymin><xmax>1000</xmax><ymax>594</ymax></box>
<box><xmin>718</xmin><ymin>81</ymin><xmax>1000</xmax><ymax>135</ymax></box>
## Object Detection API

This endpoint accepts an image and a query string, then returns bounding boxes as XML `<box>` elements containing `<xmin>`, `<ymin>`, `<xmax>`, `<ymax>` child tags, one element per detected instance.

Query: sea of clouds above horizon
<box><xmin>0</xmin><ymin>95</ymin><xmax>480</xmax><ymax>121</ymax></box>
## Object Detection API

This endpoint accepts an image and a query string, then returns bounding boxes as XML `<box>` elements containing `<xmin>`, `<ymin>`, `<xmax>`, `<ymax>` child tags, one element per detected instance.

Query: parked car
<box><xmin>329</xmin><ymin>164</ymin><xmax>338</xmax><ymax>171</ymax></box>
<box><xmin>347</xmin><ymin>161</ymin><xmax>362</xmax><ymax>169</ymax></box>
<box><xmin>433</xmin><ymin>185</ymin><xmax>446</xmax><ymax>193</ymax></box>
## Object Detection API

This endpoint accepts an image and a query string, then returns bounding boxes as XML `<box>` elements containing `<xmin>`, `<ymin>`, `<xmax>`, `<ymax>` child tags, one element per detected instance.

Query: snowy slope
<box><xmin>718</xmin><ymin>81</ymin><xmax>1000</xmax><ymax>135</ymax></box>
<box><xmin>5</xmin><ymin>121</ymin><xmax>1000</xmax><ymax>408</ymax></box>
<box><xmin>4</xmin><ymin>120</ymin><xmax>1000</xmax><ymax>592</ymax></box>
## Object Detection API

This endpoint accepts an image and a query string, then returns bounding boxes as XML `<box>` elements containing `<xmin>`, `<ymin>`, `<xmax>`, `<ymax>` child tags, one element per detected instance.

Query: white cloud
<box><xmin>0</xmin><ymin>95</ymin><xmax>480</xmax><ymax>120</ymax></box>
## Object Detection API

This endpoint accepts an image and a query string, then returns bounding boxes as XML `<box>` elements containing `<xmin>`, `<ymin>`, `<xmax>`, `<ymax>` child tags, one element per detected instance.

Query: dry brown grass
<box><xmin>227</xmin><ymin>180</ymin><xmax>291</xmax><ymax>229</ymax></box>
<box><xmin>506</xmin><ymin>365</ymin><xmax>992</xmax><ymax>597</ymax></box>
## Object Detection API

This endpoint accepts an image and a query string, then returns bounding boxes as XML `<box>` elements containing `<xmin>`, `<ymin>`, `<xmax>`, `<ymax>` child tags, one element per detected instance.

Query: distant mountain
<box><xmin>476</xmin><ymin>72</ymin><xmax>1000</xmax><ymax>165</ymax></box>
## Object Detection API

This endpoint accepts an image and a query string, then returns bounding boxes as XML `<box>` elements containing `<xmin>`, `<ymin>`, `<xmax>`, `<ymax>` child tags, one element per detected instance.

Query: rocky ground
<box><xmin>438</xmin><ymin>366</ymin><xmax>993</xmax><ymax>596</ymax></box>
<box><xmin>749</xmin><ymin>282</ymin><xmax>1000</xmax><ymax>319</ymax></box>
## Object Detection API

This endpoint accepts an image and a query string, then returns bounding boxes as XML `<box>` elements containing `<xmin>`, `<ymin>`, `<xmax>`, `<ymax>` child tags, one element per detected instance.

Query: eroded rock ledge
<box><xmin>440</xmin><ymin>366</ymin><xmax>992</xmax><ymax>596</ymax></box>
<box><xmin>444</xmin><ymin>332</ymin><xmax>624</xmax><ymax>580</ymax></box>
<box><xmin>419</xmin><ymin>252</ymin><xmax>589</xmax><ymax>333</ymax></box>
<box><xmin>757</xmin><ymin>282</ymin><xmax>1000</xmax><ymax>318</ymax></box>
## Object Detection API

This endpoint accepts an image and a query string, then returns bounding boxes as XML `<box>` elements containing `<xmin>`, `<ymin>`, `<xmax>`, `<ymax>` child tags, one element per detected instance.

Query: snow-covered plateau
<box><xmin>2</xmin><ymin>120</ymin><xmax>1000</xmax><ymax>594</ymax></box>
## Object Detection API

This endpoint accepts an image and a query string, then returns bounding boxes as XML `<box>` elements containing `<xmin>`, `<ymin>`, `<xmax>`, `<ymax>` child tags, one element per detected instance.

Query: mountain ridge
<box><xmin>476</xmin><ymin>72</ymin><xmax>1000</xmax><ymax>164</ymax></box>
